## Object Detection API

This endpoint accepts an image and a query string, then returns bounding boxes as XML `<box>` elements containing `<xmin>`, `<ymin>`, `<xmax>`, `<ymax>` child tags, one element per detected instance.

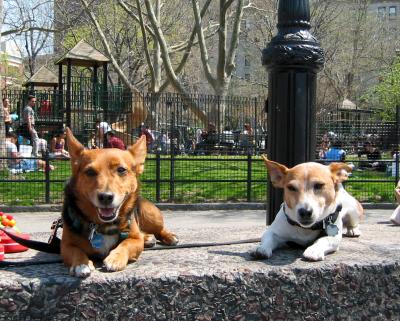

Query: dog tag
<box><xmin>326</xmin><ymin>223</ymin><xmax>339</xmax><ymax>236</ymax></box>
<box><xmin>90</xmin><ymin>232</ymin><xmax>105</xmax><ymax>249</ymax></box>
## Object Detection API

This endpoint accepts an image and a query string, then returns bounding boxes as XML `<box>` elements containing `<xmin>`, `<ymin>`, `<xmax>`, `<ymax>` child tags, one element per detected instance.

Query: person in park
<box><xmin>3</xmin><ymin>97</ymin><xmax>12</xmax><ymax>133</ymax></box>
<box><xmin>22</xmin><ymin>95</ymin><xmax>40</xmax><ymax>157</ymax></box>
<box><xmin>50</xmin><ymin>129</ymin><xmax>70</xmax><ymax>159</ymax></box>
<box><xmin>323</xmin><ymin>140</ymin><xmax>346</xmax><ymax>161</ymax></box>
<box><xmin>95</xmin><ymin>119</ymin><xmax>112</xmax><ymax>148</ymax></box>
<box><xmin>140</xmin><ymin>124</ymin><xmax>154</xmax><ymax>151</ymax></box>
<box><xmin>5</xmin><ymin>132</ymin><xmax>54</xmax><ymax>172</ymax></box>
<box><xmin>358</xmin><ymin>142</ymin><xmax>385</xmax><ymax>171</ymax></box>
<box><xmin>104</xmin><ymin>131</ymin><xmax>126</xmax><ymax>150</ymax></box>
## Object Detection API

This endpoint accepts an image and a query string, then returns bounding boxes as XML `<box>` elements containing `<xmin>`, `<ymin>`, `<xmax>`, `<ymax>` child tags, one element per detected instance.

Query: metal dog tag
<box><xmin>90</xmin><ymin>231</ymin><xmax>105</xmax><ymax>249</ymax></box>
<box><xmin>326</xmin><ymin>224</ymin><xmax>339</xmax><ymax>236</ymax></box>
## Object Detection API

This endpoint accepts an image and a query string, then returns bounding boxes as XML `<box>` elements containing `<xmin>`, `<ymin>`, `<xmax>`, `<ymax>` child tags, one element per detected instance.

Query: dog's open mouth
<box><xmin>97</xmin><ymin>207</ymin><xmax>119</xmax><ymax>222</ymax></box>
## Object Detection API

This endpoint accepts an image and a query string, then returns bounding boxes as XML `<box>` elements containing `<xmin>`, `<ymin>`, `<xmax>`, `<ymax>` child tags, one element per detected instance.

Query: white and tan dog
<box><xmin>251</xmin><ymin>156</ymin><xmax>363</xmax><ymax>261</ymax></box>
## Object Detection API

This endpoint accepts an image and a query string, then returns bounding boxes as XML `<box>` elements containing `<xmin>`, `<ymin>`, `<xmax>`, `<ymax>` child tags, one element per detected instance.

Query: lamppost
<box><xmin>263</xmin><ymin>0</ymin><xmax>325</xmax><ymax>224</ymax></box>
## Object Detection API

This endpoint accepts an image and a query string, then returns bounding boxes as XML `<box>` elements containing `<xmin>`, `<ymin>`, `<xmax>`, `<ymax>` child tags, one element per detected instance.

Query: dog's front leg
<box><xmin>303</xmin><ymin>222</ymin><xmax>343</xmax><ymax>261</ymax></box>
<box><xmin>250</xmin><ymin>230</ymin><xmax>280</xmax><ymax>259</ymax></box>
<box><xmin>61</xmin><ymin>244</ymin><xmax>95</xmax><ymax>278</ymax></box>
<box><xmin>104</xmin><ymin>234</ymin><xmax>144</xmax><ymax>272</ymax></box>
<box><xmin>250</xmin><ymin>212</ymin><xmax>287</xmax><ymax>259</ymax></box>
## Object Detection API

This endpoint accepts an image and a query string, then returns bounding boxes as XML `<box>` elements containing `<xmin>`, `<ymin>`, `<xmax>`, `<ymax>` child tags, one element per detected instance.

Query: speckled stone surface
<box><xmin>0</xmin><ymin>209</ymin><xmax>399</xmax><ymax>320</ymax></box>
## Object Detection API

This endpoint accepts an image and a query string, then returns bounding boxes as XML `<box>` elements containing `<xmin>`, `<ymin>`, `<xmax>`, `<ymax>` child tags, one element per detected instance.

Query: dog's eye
<box><xmin>85</xmin><ymin>168</ymin><xmax>97</xmax><ymax>177</ymax></box>
<box><xmin>287</xmin><ymin>185</ymin><xmax>298</xmax><ymax>192</ymax></box>
<box><xmin>314</xmin><ymin>183</ymin><xmax>325</xmax><ymax>190</ymax></box>
<box><xmin>117</xmin><ymin>167</ymin><xmax>127</xmax><ymax>175</ymax></box>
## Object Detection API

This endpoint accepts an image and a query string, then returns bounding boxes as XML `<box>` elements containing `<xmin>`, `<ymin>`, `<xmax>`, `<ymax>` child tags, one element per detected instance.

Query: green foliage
<box><xmin>369</xmin><ymin>57</ymin><xmax>400</xmax><ymax>121</ymax></box>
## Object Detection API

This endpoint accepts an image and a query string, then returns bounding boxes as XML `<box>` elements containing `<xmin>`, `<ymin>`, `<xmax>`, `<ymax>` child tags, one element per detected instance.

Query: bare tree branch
<box><xmin>79</xmin><ymin>0</ymin><xmax>139</xmax><ymax>93</ymax></box>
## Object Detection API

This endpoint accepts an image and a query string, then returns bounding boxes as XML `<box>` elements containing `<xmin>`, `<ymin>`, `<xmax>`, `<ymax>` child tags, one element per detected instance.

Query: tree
<box><xmin>311</xmin><ymin>0</ymin><xmax>398</xmax><ymax>115</ymax></box>
<box><xmin>367</xmin><ymin>56</ymin><xmax>400</xmax><ymax>120</ymax></box>
<box><xmin>4</xmin><ymin>0</ymin><xmax>56</xmax><ymax>77</ymax></box>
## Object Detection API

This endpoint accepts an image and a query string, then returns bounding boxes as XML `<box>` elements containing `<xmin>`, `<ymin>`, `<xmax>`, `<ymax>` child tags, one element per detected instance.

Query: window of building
<box><xmin>244</xmin><ymin>73</ymin><xmax>250</xmax><ymax>81</ymax></box>
<box><xmin>378</xmin><ymin>6</ymin><xmax>386</xmax><ymax>17</ymax></box>
<box><xmin>243</xmin><ymin>19</ymin><xmax>251</xmax><ymax>30</ymax></box>
<box><xmin>389</xmin><ymin>6</ymin><xmax>397</xmax><ymax>17</ymax></box>
<box><xmin>244</xmin><ymin>55</ymin><xmax>251</xmax><ymax>67</ymax></box>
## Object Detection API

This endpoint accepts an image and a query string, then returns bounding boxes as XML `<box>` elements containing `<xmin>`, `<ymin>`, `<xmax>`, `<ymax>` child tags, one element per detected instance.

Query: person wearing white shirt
<box><xmin>95</xmin><ymin>119</ymin><xmax>112</xmax><ymax>148</ymax></box>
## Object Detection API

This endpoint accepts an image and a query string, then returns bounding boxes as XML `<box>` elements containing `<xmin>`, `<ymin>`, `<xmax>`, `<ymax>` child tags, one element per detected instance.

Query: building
<box><xmin>369</xmin><ymin>0</ymin><xmax>400</xmax><ymax>24</ymax></box>
<box><xmin>0</xmin><ymin>39</ymin><xmax>24</xmax><ymax>89</ymax></box>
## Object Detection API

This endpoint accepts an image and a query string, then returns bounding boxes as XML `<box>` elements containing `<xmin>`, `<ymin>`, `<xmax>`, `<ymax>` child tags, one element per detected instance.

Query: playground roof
<box><xmin>23</xmin><ymin>66</ymin><xmax>58</xmax><ymax>87</ymax></box>
<box><xmin>340</xmin><ymin>99</ymin><xmax>356</xmax><ymax>110</ymax></box>
<box><xmin>55</xmin><ymin>40</ymin><xmax>110</xmax><ymax>67</ymax></box>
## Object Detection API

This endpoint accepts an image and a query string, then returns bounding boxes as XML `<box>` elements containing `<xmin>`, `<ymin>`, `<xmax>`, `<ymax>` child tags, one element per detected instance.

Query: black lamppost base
<box><xmin>263</xmin><ymin>0</ymin><xmax>325</xmax><ymax>224</ymax></box>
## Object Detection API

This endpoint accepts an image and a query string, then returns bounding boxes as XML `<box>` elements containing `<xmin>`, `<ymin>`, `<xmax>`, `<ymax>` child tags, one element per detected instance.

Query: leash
<box><xmin>0</xmin><ymin>237</ymin><xmax>261</xmax><ymax>267</ymax></box>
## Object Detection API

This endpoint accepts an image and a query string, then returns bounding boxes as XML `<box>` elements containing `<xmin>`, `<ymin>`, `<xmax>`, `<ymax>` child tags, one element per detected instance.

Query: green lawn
<box><xmin>0</xmin><ymin>155</ymin><xmax>396</xmax><ymax>205</ymax></box>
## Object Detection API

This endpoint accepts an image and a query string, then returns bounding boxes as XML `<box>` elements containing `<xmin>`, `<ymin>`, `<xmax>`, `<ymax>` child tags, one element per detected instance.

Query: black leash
<box><xmin>0</xmin><ymin>238</ymin><xmax>261</xmax><ymax>267</ymax></box>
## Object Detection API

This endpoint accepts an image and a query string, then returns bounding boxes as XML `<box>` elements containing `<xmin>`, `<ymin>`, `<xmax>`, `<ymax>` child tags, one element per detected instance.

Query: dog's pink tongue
<box><xmin>99</xmin><ymin>208</ymin><xmax>115</xmax><ymax>217</ymax></box>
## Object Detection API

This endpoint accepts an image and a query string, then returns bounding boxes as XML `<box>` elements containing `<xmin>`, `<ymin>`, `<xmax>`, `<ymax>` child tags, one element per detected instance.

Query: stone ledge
<box><xmin>1</xmin><ymin>260</ymin><xmax>399</xmax><ymax>321</ymax></box>
<box><xmin>0</xmin><ymin>209</ymin><xmax>399</xmax><ymax>320</ymax></box>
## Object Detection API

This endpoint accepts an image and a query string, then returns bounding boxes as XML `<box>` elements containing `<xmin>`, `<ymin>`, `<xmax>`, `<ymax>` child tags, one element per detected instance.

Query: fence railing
<box><xmin>0</xmin><ymin>154</ymin><xmax>398</xmax><ymax>205</ymax></box>
<box><xmin>1</xmin><ymin>88</ymin><xmax>399</xmax><ymax>205</ymax></box>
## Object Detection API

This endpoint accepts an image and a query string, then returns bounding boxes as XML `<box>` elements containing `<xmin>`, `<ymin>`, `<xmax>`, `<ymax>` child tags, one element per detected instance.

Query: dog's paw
<box><xmin>303</xmin><ymin>246</ymin><xmax>325</xmax><ymax>261</ymax></box>
<box><xmin>167</xmin><ymin>235</ymin><xmax>179</xmax><ymax>246</ymax></box>
<box><xmin>144</xmin><ymin>235</ymin><xmax>157</xmax><ymax>248</ymax></box>
<box><xmin>159</xmin><ymin>232</ymin><xmax>179</xmax><ymax>246</ymax></box>
<box><xmin>69</xmin><ymin>262</ymin><xmax>94</xmax><ymax>278</ymax></box>
<box><xmin>249</xmin><ymin>245</ymin><xmax>272</xmax><ymax>259</ymax></box>
<box><xmin>104</xmin><ymin>249</ymin><xmax>129</xmax><ymax>272</ymax></box>
<box><xmin>343</xmin><ymin>226</ymin><xmax>361</xmax><ymax>237</ymax></box>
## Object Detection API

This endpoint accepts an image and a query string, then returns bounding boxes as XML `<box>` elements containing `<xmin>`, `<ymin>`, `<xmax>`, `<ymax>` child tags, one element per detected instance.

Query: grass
<box><xmin>0</xmin><ymin>155</ymin><xmax>396</xmax><ymax>205</ymax></box>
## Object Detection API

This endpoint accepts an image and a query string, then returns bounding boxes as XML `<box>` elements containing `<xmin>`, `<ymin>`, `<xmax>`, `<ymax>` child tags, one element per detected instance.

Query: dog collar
<box><xmin>283</xmin><ymin>204</ymin><xmax>342</xmax><ymax>231</ymax></box>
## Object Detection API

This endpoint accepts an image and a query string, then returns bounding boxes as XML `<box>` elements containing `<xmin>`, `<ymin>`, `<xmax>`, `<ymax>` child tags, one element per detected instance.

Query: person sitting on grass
<box><xmin>357</xmin><ymin>142</ymin><xmax>385</xmax><ymax>171</ymax></box>
<box><xmin>322</xmin><ymin>140</ymin><xmax>346</xmax><ymax>161</ymax></box>
<box><xmin>6</xmin><ymin>132</ymin><xmax>54</xmax><ymax>173</ymax></box>
<box><xmin>49</xmin><ymin>129</ymin><xmax>70</xmax><ymax>159</ymax></box>
<box><xmin>104</xmin><ymin>131</ymin><xmax>126</xmax><ymax>150</ymax></box>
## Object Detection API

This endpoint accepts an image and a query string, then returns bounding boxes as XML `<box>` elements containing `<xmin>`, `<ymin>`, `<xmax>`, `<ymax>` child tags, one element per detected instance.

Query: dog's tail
<box><xmin>0</xmin><ymin>228</ymin><xmax>61</xmax><ymax>254</ymax></box>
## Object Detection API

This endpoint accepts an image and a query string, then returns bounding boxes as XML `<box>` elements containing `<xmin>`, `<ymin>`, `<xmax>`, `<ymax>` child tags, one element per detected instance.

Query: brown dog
<box><xmin>62</xmin><ymin>128</ymin><xmax>177</xmax><ymax>277</ymax></box>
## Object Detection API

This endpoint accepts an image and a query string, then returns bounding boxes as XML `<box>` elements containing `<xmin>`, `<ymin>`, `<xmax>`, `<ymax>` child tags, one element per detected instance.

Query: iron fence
<box><xmin>0</xmin><ymin>153</ymin><xmax>398</xmax><ymax>205</ymax></box>
<box><xmin>0</xmin><ymin>88</ymin><xmax>399</xmax><ymax>205</ymax></box>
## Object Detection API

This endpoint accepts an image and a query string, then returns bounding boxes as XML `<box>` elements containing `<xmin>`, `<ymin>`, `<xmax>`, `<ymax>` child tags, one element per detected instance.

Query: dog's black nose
<box><xmin>298</xmin><ymin>208</ymin><xmax>313</xmax><ymax>219</ymax></box>
<box><xmin>98</xmin><ymin>192</ymin><xmax>114</xmax><ymax>206</ymax></box>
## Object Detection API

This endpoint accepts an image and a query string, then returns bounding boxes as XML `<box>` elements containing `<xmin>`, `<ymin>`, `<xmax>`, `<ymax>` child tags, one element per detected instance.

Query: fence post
<box><xmin>170</xmin><ymin>109</ymin><xmax>175</xmax><ymax>201</ymax></box>
<box><xmin>247</xmin><ymin>153</ymin><xmax>252</xmax><ymax>202</ymax></box>
<box><xmin>44</xmin><ymin>151</ymin><xmax>50</xmax><ymax>203</ymax></box>
<box><xmin>156</xmin><ymin>151</ymin><xmax>161</xmax><ymax>202</ymax></box>
<box><xmin>254</xmin><ymin>97</ymin><xmax>258</xmax><ymax>154</ymax></box>
<box><xmin>217</xmin><ymin>96</ymin><xmax>221</xmax><ymax>133</ymax></box>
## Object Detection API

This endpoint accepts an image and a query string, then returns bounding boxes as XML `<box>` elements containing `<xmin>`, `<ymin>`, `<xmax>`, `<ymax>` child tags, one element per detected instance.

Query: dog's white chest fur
<box><xmin>270</xmin><ymin>208</ymin><xmax>322</xmax><ymax>245</ymax></box>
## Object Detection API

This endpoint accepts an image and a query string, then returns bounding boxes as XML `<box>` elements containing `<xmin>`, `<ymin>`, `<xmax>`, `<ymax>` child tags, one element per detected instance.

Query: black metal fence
<box><xmin>0</xmin><ymin>88</ymin><xmax>399</xmax><ymax>205</ymax></box>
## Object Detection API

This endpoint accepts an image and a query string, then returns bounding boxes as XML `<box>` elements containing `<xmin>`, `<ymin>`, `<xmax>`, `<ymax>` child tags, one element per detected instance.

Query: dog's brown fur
<box><xmin>62</xmin><ymin>128</ymin><xmax>177</xmax><ymax>277</ymax></box>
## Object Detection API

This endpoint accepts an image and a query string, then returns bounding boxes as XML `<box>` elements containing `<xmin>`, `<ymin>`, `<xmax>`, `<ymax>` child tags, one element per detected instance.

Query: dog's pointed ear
<box><xmin>261</xmin><ymin>154</ymin><xmax>288</xmax><ymax>188</ymax></box>
<box><xmin>128</xmin><ymin>135</ymin><xmax>147</xmax><ymax>174</ymax></box>
<box><xmin>66</xmin><ymin>127</ymin><xmax>84</xmax><ymax>160</ymax></box>
<box><xmin>329</xmin><ymin>162</ymin><xmax>353</xmax><ymax>183</ymax></box>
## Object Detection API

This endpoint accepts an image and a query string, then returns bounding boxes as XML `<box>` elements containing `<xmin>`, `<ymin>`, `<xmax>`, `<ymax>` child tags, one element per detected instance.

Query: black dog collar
<box><xmin>283</xmin><ymin>204</ymin><xmax>342</xmax><ymax>231</ymax></box>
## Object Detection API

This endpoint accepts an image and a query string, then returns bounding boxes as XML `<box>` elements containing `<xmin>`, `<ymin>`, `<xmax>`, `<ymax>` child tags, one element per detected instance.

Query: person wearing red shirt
<box><xmin>105</xmin><ymin>131</ymin><xmax>126</xmax><ymax>150</ymax></box>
